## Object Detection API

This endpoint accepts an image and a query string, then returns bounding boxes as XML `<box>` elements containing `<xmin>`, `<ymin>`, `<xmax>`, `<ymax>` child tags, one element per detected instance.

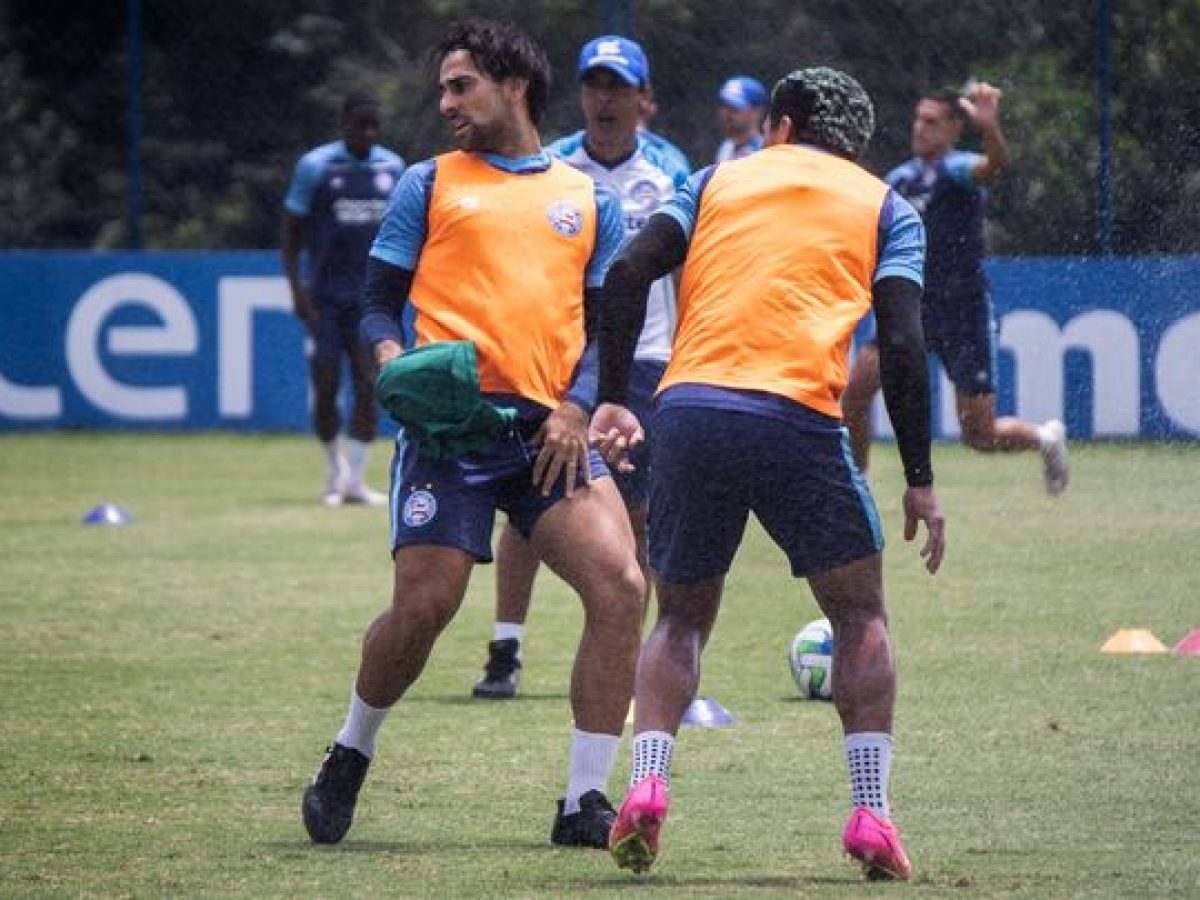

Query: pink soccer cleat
<box><xmin>842</xmin><ymin>806</ymin><xmax>912</xmax><ymax>881</ymax></box>
<box><xmin>609</xmin><ymin>774</ymin><xmax>670</xmax><ymax>874</ymax></box>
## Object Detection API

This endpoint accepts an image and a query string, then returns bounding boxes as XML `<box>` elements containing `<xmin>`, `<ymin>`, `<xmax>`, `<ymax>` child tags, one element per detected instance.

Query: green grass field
<box><xmin>1</xmin><ymin>434</ymin><xmax>1197</xmax><ymax>898</ymax></box>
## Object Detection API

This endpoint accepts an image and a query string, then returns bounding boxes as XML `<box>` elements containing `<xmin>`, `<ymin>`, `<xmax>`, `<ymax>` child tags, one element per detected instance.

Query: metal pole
<box><xmin>1097</xmin><ymin>0</ymin><xmax>1113</xmax><ymax>255</ymax></box>
<box><xmin>127</xmin><ymin>0</ymin><xmax>143</xmax><ymax>249</ymax></box>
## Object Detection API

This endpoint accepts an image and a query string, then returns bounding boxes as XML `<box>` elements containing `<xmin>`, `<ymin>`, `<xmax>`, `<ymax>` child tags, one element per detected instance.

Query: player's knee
<box><xmin>826</xmin><ymin>607</ymin><xmax>890</xmax><ymax>662</ymax></box>
<box><xmin>399</xmin><ymin>600</ymin><xmax>457</xmax><ymax>639</ymax></box>
<box><xmin>588</xmin><ymin>560</ymin><xmax>645</xmax><ymax>626</ymax></box>
<box><xmin>615</xmin><ymin>562</ymin><xmax>647</xmax><ymax>616</ymax></box>
<box><xmin>389</xmin><ymin>583</ymin><xmax>460</xmax><ymax>636</ymax></box>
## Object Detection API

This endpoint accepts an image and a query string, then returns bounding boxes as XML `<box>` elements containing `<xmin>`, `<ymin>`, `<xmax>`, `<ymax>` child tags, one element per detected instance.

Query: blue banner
<box><xmin>2</xmin><ymin>252</ymin><xmax>1198</xmax><ymax>438</ymax></box>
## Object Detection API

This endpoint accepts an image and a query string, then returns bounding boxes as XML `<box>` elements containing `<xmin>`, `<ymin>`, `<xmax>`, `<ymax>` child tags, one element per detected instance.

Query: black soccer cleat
<box><xmin>550</xmin><ymin>789</ymin><xmax>617</xmax><ymax>849</ymax></box>
<box><xmin>302</xmin><ymin>743</ymin><xmax>370</xmax><ymax>844</ymax></box>
<box><xmin>472</xmin><ymin>638</ymin><xmax>521</xmax><ymax>699</ymax></box>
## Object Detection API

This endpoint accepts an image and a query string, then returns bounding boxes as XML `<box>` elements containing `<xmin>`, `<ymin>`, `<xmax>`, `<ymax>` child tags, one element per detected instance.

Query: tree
<box><xmin>2</xmin><ymin>0</ymin><xmax>1196</xmax><ymax>254</ymax></box>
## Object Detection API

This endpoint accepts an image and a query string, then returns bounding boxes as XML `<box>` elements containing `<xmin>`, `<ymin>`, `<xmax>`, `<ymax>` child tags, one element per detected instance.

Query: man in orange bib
<box><xmin>300</xmin><ymin>20</ymin><xmax>643</xmax><ymax>851</ymax></box>
<box><xmin>594</xmin><ymin>67</ymin><xmax>947</xmax><ymax>880</ymax></box>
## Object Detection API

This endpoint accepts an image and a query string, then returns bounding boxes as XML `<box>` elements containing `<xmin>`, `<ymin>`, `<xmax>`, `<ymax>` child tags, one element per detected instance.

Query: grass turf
<box><xmin>0</xmin><ymin>434</ymin><xmax>1197</xmax><ymax>897</ymax></box>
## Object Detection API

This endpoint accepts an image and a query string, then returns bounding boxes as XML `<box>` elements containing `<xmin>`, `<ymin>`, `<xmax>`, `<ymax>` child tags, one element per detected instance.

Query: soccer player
<box><xmin>713</xmin><ymin>75</ymin><xmax>768</xmax><ymax>163</ymax></box>
<box><xmin>841</xmin><ymin>82</ymin><xmax>1069</xmax><ymax>493</ymax></box>
<box><xmin>592</xmin><ymin>67</ymin><xmax>947</xmax><ymax>880</ymax></box>
<box><xmin>281</xmin><ymin>90</ymin><xmax>405</xmax><ymax>507</ymax></box>
<box><xmin>472</xmin><ymin>35</ymin><xmax>689</xmax><ymax>699</ymax></box>
<box><xmin>300</xmin><ymin>21</ymin><xmax>645</xmax><ymax>849</ymax></box>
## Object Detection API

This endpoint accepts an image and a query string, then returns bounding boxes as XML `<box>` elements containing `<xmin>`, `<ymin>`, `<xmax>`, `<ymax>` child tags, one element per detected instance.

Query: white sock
<box><xmin>563</xmin><ymin>728</ymin><xmax>620</xmax><ymax>814</ymax></box>
<box><xmin>631</xmin><ymin>730</ymin><xmax>675</xmax><ymax>787</ymax></box>
<box><xmin>323</xmin><ymin>439</ymin><xmax>344</xmax><ymax>482</ymax></box>
<box><xmin>345</xmin><ymin>438</ymin><xmax>370</xmax><ymax>488</ymax></box>
<box><xmin>493</xmin><ymin>622</ymin><xmax>523</xmax><ymax>646</ymax></box>
<box><xmin>335</xmin><ymin>691</ymin><xmax>391</xmax><ymax>759</ymax></box>
<box><xmin>844</xmin><ymin>731</ymin><xmax>893</xmax><ymax>818</ymax></box>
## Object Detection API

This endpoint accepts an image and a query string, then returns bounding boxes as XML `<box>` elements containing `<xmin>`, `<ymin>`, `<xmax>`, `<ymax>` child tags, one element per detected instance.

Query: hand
<box><xmin>532</xmin><ymin>401</ymin><xmax>591</xmax><ymax>498</ymax></box>
<box><xmin>292</xmin><ymin>286</ymin><xmax>317</xmax><ymax>338</ymax></box>
<box><xmin>902</xmin><ymin>484</ymin><xmax>946</xmax><ymax>574</ymax></box>
<box><xmin>959</xmin><ymin>81</ymin><xmax>1002</xmax><ymax>131</ymax></box>
<box><xmin>588</xmin><ymin>402</ymin><xmax>645</xmax><ymax>473</ymax></box>
<box><xmin>374</xmin><ymin>340</ymin><xmax>404</xmax><ymax>369</ymax></box>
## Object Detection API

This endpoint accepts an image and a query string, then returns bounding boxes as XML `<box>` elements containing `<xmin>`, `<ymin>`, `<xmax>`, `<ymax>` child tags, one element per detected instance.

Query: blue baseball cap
<box><xmin>718</xmin><ymin>75</ymin><xmax>768</xmax><ymax>110</ymax></box>
<box><xmin>578</xmin><ymin>36</ymin><xmax>649</xmax><ymax>87</ymax></box>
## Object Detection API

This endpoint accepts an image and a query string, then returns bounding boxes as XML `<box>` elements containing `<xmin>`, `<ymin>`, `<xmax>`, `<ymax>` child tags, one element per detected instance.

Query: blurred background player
<box><xmin>637</xmin><ymin>83</ymin><xmax>692</xmax><ymax>176</ymax></box>
<box><xmin>301</xmin><ymin>20</ymin><xmax>644</xmax><ymax>851</ymax></box>
<box><xmin>841</xmin><ymin>82</ymin><xmax>1069</xmax><ymax>494</ymax></box>
<box><xmin>593</xmin><ymin>66</ymin><xmax>945</xmax><ymax>880</ymax></box>
<box><xmin>472</xmin><ymin>35</ymin><xmax>689</xmax><ymax>699</ymax></box>
<box><xmin>281</xmin><ymin>90</ymin><xmax>404</xmax><ymax>506</ymax></box>
<box><xmin>713</xmin><ymin>75</ymin><xmax>768</xmax><ymax>163</ymax></box>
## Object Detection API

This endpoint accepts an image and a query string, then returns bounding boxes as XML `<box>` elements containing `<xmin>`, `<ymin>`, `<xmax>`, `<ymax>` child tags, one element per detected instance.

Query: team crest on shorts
<box><xmin>402</xmin><ymin>489</ymin><xmax>438</xmax><ymax>527</ymax></box>
<box><xmin>546</xmin><ymin>201</ymin><xmax>584</xmax><ymax>237</ymax></box>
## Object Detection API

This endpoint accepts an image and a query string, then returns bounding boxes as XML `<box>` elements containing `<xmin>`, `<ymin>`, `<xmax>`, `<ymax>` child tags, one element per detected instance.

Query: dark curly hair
<box><xmin>768</xmin><ymin>67</ymin><xmax>875</xmax><ymax>159</ymax></box>
<box><xmin>436</xmin><ymin>20</ymin><xmax>551</xmax><ymax>125</ymax></box>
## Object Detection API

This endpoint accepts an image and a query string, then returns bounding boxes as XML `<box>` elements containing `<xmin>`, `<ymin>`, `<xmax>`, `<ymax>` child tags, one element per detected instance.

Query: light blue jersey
<box><xmin>547</xmin><ymin>131</ymin><xmax>690</xmax><ymax>362</ymax></box>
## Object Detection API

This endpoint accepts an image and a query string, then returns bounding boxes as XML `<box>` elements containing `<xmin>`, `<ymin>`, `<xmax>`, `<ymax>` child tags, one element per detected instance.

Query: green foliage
<box><xmin>0</xmin><ymin>434</ymin><xmax>1198</xmax><ymax>896</ymax></box>
<box><xmin>986</xmin><ymin>50</ymin><xmax>1101</xmax><ymax>255</ymax></box>
<box><xmin>2</xmin><ymin>0</ymin><xmax>1199</xmax><ymax>253</ymax></box>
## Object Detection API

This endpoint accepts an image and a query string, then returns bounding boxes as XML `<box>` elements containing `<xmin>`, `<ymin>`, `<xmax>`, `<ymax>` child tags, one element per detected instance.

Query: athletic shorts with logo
<box><xmin>388</xmin><ymin>420</ymin><xmax>609</xmax><ymax>561</ymax></box>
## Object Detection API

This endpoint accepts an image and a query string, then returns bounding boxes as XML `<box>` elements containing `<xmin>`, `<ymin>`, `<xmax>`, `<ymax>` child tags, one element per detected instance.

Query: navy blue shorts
<box><xmin>922</xmin><ymin>291</ymin><xmax>997</xmax><ymax>396</ymax></box>
<box><xmin>648</xmin><ymin>387</ymin><xmax>883</xmax><ymax>582</ymax></box>
<box><xmin>614</xmin><ymin>359</ymin><xmax>668</xmax><ymax>507</ymax></box>
<box><xmin>387</xmin><ymin>426</ymin><xmax>609</xmax><ymax>562</ymax></box>
<box><xmin>858</xmin><ymin>290</ymin><xmax>997</xmax><ymax>396</ymax></box>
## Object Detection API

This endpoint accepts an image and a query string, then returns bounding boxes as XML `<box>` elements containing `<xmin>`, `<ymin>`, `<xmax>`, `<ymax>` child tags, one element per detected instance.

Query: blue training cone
<box><xmin>83</xmin><ymin>503</ymin><xmax>133</xmax><ymax>526</ymax></box>
<box><xmin>681</xmin><ymin>696</ymin><xmax>735</xmax><ymax>728</ymax></box>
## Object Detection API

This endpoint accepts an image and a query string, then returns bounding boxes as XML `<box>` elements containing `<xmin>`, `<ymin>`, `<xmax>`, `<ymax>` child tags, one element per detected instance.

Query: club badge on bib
<box><xmin>546</xmin><ymin>201</ymin><xmax>584</xmax><ymax>238</ymax></box>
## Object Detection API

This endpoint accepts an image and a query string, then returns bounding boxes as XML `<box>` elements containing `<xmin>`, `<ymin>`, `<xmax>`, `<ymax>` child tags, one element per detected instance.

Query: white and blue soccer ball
<box><xmin>789</xmin><ymin>618</ymin><xmax>834</xmax><ymax>701</ymax></box>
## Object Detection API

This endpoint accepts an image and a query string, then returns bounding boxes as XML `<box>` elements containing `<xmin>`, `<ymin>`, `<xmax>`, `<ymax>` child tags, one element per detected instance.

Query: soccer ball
<box><xmin>789</xmin><ymin>618</ymin><xmax>834</xmax><ymax>701</ymax></box>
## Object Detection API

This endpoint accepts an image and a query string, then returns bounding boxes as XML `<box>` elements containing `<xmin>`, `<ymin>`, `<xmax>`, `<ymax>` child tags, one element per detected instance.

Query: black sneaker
<box><xmin>302</xmin><ymin>743</ymin><xmax>370</xmax><ymax>844</ymax></box>
<box><xmin>472</xmin><ymin>638</ymin><xmax>521</xmax><ymax>699</ymax></box>
<box><xmin>550</xmin><ymin>789</ymin><xmax>617</xmax><ymax>848</ymax></box>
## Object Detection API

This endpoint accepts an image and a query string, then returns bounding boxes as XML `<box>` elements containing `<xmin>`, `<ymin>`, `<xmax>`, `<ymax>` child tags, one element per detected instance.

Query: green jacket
<box><xmin>374</xmin><ymin>342</ymin><xmax>518</xmax><ymax>460</ymax></box>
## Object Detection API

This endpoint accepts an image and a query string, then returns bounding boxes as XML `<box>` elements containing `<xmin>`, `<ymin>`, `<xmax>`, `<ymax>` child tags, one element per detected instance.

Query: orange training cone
<box><xmin>1101</xmin><ymin>629</ymin><xmax>1168</xmax><ymax>653</ymax></box>
<box><xmin>1171</xmin><ymin>629</ymin><xmax>1200</xmax><ymax>656</ymax></box>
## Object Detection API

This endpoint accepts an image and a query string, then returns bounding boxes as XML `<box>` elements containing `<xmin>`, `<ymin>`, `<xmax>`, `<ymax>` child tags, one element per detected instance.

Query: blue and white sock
<box><xmin>631</xmin><ymin>731</ymin><xmax>675</xmax><ymax>786</ymax></box>
<box><xmin>844</xmin><ymin>731</ymin><xmax>893</xmax><ymax>818</ymax></box>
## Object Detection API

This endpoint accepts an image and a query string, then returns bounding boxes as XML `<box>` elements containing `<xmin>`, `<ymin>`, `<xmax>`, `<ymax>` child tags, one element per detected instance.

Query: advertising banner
<box><xmin>2</xmin><ymin>252</ymin><xmax>1197</xmax><ymax>438</ymax></box>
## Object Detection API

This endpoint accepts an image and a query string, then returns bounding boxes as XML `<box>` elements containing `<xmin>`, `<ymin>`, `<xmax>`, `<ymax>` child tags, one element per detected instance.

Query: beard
<box><xmin>448</xmin><ymin>117</ymin><xmax>499</xmax><ymax>152</ymax></box>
